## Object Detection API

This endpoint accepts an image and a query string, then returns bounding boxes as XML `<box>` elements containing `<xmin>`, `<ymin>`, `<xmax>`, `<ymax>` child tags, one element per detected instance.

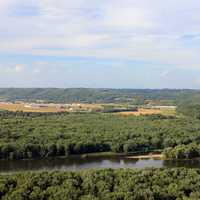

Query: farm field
<box><xmin>0</xmin><ymin>102</ymin><xmax>66</xmax><ymax>112</ymax></box>
<box><xmin>0</xmin><ymin>102</ymin><xmax>103</xmax><ymax>113</ymax></box>
<box><xmin>116</xmin><ymin>107</ymin><xmax>176</xmax><ymax>116</ymax></box>
<box><xmin>117</xmin><ymin>108</ymin><xmax>162</xmax><ymax>116</ymax></box>
<box><xmin>0</xmin><ymin>101</ymin><xmax>176</xmax><ymax>116</ymax></box>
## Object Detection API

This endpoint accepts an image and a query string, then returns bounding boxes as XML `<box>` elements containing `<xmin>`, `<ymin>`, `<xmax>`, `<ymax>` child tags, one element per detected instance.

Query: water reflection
<box><xmin>163</xmin><ymin>159</ymin><xmax>200</xmax><ymax>168</ymax></box>
<box><xmin>0</xmin><ymin>156</ymin><xmax>200</xmax><ymax>173</ymax></box>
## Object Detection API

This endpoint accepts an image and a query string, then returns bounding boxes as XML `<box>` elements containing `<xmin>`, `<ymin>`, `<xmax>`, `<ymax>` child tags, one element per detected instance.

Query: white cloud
<box><xmin>102</xmin><ymin>3</ymin><xmax>155</xmax><ymax>29</ymax></box>
<box><xmin>14</xmin><ymin>64</ymin><xmax>24</xmax><ymax>73</ymax></box>
<box><xmin>160</xmin><ymin>70</ymin><xmax>171</xmax><ymax>78</ymax></box>
<box><xmin>0</xmin><ymin>64</ymin><xmax>25</xmax><ymax>74</ymax></box>
<box><xmin>0</xmin><ymin>0</ymin><xmax>200</xmax><ymax>69</ymax></box>
<box><xmin>33</xmin><ymin>68</ymin><xmax>40</xmax><ymax>74</ymax></box>
<box><xmin>194</xmin><ymin>78</ymin><xmax>200</xmax><ymax>86</ymax></box>
<box><xmin>0</xmin><ymin>1</ymin><xmax>12</xmax><ymax>11</ymax></box>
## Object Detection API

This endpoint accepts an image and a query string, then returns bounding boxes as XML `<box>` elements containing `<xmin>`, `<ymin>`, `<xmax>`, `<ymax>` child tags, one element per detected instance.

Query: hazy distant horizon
<box><xmin>0</xmin><ymin>87</ymin><xmax>199</xmax><ymax>90</ymax></box>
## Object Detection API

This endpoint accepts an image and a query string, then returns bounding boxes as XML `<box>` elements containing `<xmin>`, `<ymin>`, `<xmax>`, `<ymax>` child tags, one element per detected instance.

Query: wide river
<box><xmin>1</xmin><ymin>155</ymin><xmax>200</xmax><ymax>173</ymax></box>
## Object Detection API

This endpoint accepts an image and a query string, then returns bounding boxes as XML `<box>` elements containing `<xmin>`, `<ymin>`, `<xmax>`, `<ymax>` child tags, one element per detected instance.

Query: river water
<box><xmin>1</xmin><ymin>155</ymin><xmax>200</xmax><ymax>173</ymax></box>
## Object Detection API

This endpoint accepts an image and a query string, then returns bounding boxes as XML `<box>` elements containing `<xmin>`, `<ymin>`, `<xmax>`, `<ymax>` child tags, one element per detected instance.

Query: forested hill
<box><xmin>0</xmin><ymin>88</ymin><xmax>200</xmax><ymax>104</ymax></box>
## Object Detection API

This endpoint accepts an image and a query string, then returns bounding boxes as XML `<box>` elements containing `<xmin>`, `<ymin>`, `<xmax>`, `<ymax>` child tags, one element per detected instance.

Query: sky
<box><xmin>0</xmin><ymin>0</ymin><xmax>200</xmax><ymax>88</ymax></box>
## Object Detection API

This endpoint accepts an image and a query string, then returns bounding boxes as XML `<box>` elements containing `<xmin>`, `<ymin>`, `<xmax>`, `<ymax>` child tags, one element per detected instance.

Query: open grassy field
<box><xmin>0</xmin><ymin>102</ymin><xmax>65</xmax><ymax>112</ymax></box>
<box><xmin>117</xmin><ymin>107</ymin><xmax>176</xmax><ymax>116</ymax></box>
<box><xmin>0</xmin><ymin>101</ymin><xmax>176</xmax><ymax>116</ymax></box>
<box><xmin>0</xmin><ymin>102</ymin><xmax>103</xmax><ymax>113</ymax></box>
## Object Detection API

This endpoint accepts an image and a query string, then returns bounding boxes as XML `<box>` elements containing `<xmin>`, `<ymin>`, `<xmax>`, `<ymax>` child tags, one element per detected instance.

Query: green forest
<box><xmin>177</xmin><ymin>104</ymin><xmax>200</xmax><ymax>119</ymax></box>
<box><xmin>0</xmin><ymin>111</ymin><xmax>200</xmax><ymax>160</ymax></box>
<box><xmin>0</xmin><ymin>88</ymin><xmax>200</xmax><ymax>104</ymax></box>
<box><xmin>1</xmin><ymin>168</ymin><xmax>200</xmax><ymax>200</ymax></box>
<box><xmin>1</xmin><ymin>0</ymin><xmax>200</xmax><ymax>198</ymax></box>
<box><xmin>1</xmin><ymin>94</ymin><xmax>200</xmax><ymax>200</ymax></box>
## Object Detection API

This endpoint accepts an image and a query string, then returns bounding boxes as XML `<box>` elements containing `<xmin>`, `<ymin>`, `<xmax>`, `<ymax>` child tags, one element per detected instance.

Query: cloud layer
<box><xmin>1</xmin><ymin>0</ymin><xmax>200</xmax><ymax>88</ymax></box>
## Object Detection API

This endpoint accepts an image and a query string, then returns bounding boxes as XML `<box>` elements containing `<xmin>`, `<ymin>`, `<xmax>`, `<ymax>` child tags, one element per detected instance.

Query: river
<box><xmin>1</xmin><ymin>155</ymin><xmax>200</xmax><ymax>173</ymax></box>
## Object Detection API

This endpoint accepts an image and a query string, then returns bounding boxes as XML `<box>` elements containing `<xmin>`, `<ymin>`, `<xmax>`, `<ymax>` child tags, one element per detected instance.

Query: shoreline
<box><xmin>126</xmin><ymin>153</ymin><xmax>164</xmax><ymax>159</ymax></box>
<box><xmin>0</xmin><ymin>152</ymin><xmax>164</xmax><ymax>161</ymax></box>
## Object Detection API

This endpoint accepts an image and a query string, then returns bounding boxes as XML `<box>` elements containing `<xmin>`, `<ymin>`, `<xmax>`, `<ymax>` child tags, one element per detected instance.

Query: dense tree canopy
<box><xmin>164</xmin><ymin>143</ymin><xmax>200</xmax><ymax>159</ymax></box>
<box><xmin>0</xmin><ymin>111</ymin><xmax>200</xmax><ymax>160</ymax></box>
<box><xmin>1</xmin><ymin>168</ymin><xmax>200</xmax><ymax>200</ymax></box>
<box><xmin>177</xmin><ymin>104</ymin><xmax>200</xmax><ymax>119</ymax></box>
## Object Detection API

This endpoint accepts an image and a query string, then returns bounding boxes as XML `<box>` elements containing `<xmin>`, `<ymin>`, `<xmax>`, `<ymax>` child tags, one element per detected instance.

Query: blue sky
<box><xmin>0</xmin><ymin>0</ymin><xmax>200</xmax><ymax>88</ymax></box>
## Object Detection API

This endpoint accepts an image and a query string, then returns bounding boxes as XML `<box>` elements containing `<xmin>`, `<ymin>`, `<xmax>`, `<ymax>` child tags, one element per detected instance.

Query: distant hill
<box><xmin>0</xmin><ymin>88</ymin><xmax>200</xmax><ymax>104</ymax></box>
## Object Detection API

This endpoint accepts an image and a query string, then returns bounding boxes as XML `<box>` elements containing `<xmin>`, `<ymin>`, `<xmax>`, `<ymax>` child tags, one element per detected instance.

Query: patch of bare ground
<box><xmin>127</xmin><ymin>153</ymin><xmax>164</xmax><ymax>159</ymax></box>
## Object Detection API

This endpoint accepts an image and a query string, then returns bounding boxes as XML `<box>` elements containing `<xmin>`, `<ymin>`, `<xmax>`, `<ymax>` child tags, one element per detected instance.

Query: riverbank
<box><xmin>79</xmin><ymin>152</ymin><xmax>164</xmax><ymax>159</ymax></box>
<box><xmin>0</xmin><ymin>151</ymin><xmax>164</xmax><ymax>161</ymax></box>
<box><xmin>80</xmin><ymin>152</ymin><xmax>126</xmax><ymax>158</ymax></box>
<box><xmin>127</xmin><ymin>153</ymin><xmax>164</xmax><ymax>159</ymax></box>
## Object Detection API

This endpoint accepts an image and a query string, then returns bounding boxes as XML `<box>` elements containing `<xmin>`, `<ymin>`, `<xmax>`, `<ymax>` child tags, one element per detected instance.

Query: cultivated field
<box><xmin>117</xmin><ymin>107</ymin><xmax>176</xmax><ymax>116</ymax></box>
<box><xmin>0</xmin><ymin>102</ymin><xmax>176</xmax><ymax>116</ymax></box>
<box><xmin>0</xmin><ymin>102</ymin><xmax>103</xmax><ymax>113</ymax></box>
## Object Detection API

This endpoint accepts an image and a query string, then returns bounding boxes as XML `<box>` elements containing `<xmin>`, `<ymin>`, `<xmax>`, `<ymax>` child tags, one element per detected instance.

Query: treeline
<box><xmin>177</xmin><ymin>103</ymin><xmax>200</xmax><ymax>119</ymax></box>
<box><xmin>0</xmin><ymin>142</ymin><xmax>111</xmax><ymax>160</ymax></box>
<box><xmin>0</xmin><ymin>110</ymin><xmax>68</xmax><ymax>118</ymax></box>
<box><xmin>164</xmin><ymin>105</ymin><xmax>200</xmax><ymax>159</ymax></box>
<box><xmin>164</xmin><ymin>143</ymin><xmax>200</xmax><ymax>159</ymax></box>
<box><xmin>1</xmin><ymin>168</ymin><xmax>200</xmax><ymax>199</ymax></box>
<box><xmin>102</xmin><ymin>105</ymin><xmax>138</xmax><ymax>113</ymax></box>
<box><xmin>0</xmin><ymin>88</ymin><xmax>199</xmax><ymax>104</ymax></box>
<box><xmin>0</xmin><ymin>111</ymin><xmax>200</xmax><ymax>160</ymax></box>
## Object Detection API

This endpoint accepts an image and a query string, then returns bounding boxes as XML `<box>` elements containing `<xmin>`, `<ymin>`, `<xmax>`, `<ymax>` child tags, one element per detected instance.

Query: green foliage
<box><xmin>0</xmin><ymin>88</ymin><xmax>198</xmax><ymax>104</ymax></box>
<box><xmin>177</xmin><ymin>104</ymin><xmax>200</xmax><ymax>119</ymax></box>
<box><xmin>164</xmin><ymin>143</ymin><xmax>200</xmax><ymax>159</ymax></box>
<box><xmin>0</xmin><ymin>111</ymin><xmax>200</xmax><ymax>160</ymax></box>
<box><xmin>1</xmin><ymin>168</ymin><xmax>200</xmax><ymax>200</ymax></box>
